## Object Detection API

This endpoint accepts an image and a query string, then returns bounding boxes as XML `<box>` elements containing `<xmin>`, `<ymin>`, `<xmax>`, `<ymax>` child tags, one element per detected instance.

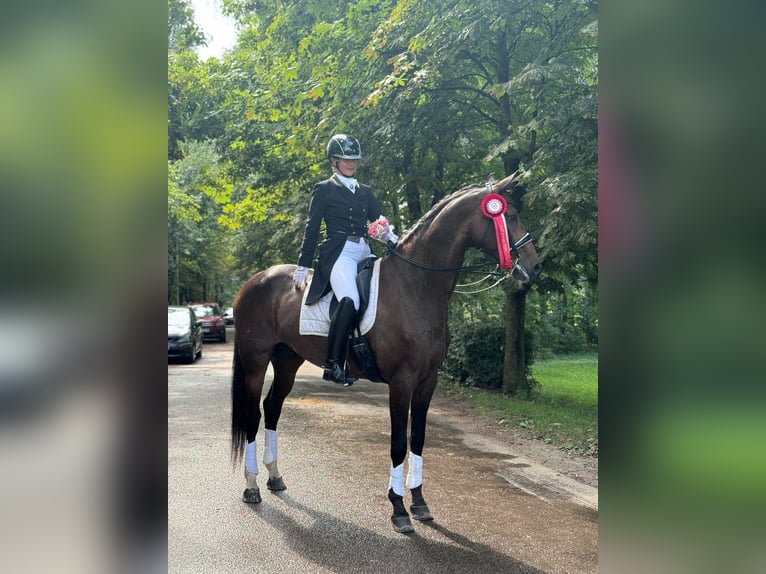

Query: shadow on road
<box><xmin>246</xmin><ymin>491</ymin><xmax>545</xmax><ymax>574</ymax></box>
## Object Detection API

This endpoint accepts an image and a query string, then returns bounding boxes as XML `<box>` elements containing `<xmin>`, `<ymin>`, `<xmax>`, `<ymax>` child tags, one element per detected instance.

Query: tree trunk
<box><xmin>502</xmin><ymin>285</ymin><xmax>528</xmax><ymax>395</ymax></box>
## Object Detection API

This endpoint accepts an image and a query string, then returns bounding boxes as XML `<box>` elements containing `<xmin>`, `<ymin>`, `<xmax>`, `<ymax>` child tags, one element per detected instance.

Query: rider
<box><xmin>293</xmin><ymin>134</ymin><xmax>398</xmax><ymax>385</ymax></box>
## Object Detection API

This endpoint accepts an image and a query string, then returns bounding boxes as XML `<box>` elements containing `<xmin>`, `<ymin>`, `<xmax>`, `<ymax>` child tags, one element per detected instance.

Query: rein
<box><xmin>385</xmin><ymin>241</ymin><xmax>507</xmax><ymax>276</ymax></box>
<box><xmin>454</xmin><ymin>272</ymin><xmax>510</xmax><ymax>294</ymax></box>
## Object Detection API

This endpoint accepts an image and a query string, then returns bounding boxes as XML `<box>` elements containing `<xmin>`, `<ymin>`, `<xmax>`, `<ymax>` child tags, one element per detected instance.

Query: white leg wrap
<box><xmin>389</xmin><ymin>463</ymin><xmax>405</xmax><ymax>497</ymax></box>
<box><xmin>406</xmin><ymin>452</ymin><xmax>423</xmax><ymax>489</ymax></box>
<box><xmin>263</xmin><ymin>429</ymin><xmax>280</xmax><ymax>478</ymax></box>
<box><xmin>263</xmin><ymin>429</ymin><xmax>278</xmax><ymax>465</ymax></box>
<box><xmin>245</xmin><ymin>440</ymin><xmax>259</xmax><ymax>475</ymax></box>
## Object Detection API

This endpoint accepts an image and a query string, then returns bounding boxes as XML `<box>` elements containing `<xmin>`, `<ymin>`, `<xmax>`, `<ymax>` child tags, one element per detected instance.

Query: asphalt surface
<box><xmin>169</xmin><ymin>328</ymin><xmax>598</xmax><ymax>573</ymax></box>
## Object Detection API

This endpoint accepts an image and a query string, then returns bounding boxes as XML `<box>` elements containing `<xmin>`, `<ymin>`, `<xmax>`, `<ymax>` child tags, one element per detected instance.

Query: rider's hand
<box><xmin>385</xmin><ymin>228</ymin><xmax>399</xmax><ymax>244</ymax></box>
<box><xmin>293</xmin><ymin>266</ymin><xmax>309</xmax><ymax>288</ymax></box>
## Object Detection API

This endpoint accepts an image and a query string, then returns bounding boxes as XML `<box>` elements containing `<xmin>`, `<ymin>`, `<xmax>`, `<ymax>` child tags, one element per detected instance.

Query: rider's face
<box><xmin>336</xmin><ymin>158</ymin><xmax>358</xmax><ymax>176</ymax></box>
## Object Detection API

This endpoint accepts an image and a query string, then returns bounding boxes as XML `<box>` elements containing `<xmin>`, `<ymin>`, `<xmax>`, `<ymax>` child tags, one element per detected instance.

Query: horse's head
<box><xmin>394</xmin><ymin>174</ymin><xmax>541</xmax><ymax>285</ymax></box>
<box><xmin>474</xmin><ymin>173</ymin><xmax>542</xmax><ymax>284</ymax></box>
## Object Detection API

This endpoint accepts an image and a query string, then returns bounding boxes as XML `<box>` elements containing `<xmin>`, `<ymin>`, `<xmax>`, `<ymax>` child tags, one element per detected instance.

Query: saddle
<box><xmin>328</xmin><ymin>256</ymin><xmax>385</xmax><ymax>383</ymax></box>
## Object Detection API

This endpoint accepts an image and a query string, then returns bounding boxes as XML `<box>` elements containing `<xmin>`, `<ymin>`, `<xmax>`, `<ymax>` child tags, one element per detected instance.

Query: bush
<box><xmin>441</xmin><ymin>321</ymin><xmax>505</xmax><ymax>389</ymax></box>
<box><xmin>442</xmin><ymin>322</ymin><xmax>469</xmax><ymax>384</ymax></box>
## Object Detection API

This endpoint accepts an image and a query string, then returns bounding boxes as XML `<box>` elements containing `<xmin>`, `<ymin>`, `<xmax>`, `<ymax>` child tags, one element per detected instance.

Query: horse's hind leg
<box><xmin>407</xmin><ymin>373</ymin><xmax>437</xmax><ymax>521</ymax></box>
<box><xmin>262</xmin><ymin>344</ymin><xmax>304</xmax><ymax>492</ymax></box>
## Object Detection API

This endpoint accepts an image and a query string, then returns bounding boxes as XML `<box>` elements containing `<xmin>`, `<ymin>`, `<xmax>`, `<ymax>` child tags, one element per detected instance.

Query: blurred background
<box><xmin>600</xmin><ymin>0</ymin><xmax>766</xmax><ymax>572</ymax></box>
<box><xmin>0</xmin><ymin>1</ymin><xmax>166</xmax><ymax>572</ymax></box>
<box><xmin>0</xmin><ymin>0</ymin><xmax>764</xmax><ymax>573</ymax></box>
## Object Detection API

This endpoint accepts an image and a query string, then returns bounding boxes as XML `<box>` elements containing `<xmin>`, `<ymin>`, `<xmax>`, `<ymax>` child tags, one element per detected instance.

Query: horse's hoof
<box><xmin>410</xmin><ymin>504</ymin><xmax>433</xmax><ymax>521</ymax></box>
<box><xmin>243</xmin><ymin>487</ymin><xmax>262</xmax><ymax>504</ymax></box>
<box><xmin>266</xmin><ymin>476</ymin><xmax>286</xmax><ymax>491</ymax></box>
<box><xmin>391</xmin><ymin>514</ymin><xmax>415</xmax><ymax>533</ymax></box>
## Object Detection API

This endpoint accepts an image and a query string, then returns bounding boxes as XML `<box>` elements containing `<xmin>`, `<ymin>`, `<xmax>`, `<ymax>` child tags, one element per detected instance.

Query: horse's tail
<box><xmin>231</xmin><ymin>342</ymin><xmax>248</xmax><ymax>468</ymax></box>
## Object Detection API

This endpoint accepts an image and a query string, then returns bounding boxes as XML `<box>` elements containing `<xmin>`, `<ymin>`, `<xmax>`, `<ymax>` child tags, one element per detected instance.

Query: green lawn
<box><xmin>438</xmin><ymin>353</ymin><xmax>598</xmax><ymax>455</ymax></box>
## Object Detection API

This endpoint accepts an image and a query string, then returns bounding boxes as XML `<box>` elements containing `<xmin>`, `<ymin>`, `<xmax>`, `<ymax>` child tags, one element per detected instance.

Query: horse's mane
<box><xmin>398</xmin><ymin>185</ymin><xmax>483</xmax><ymax>244</ymax></box>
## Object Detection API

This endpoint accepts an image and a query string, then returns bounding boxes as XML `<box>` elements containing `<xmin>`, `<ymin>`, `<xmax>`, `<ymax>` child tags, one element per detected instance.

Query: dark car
<box><xmin>223</xmin><ymin>306</ymin><xmax>234</xmax><ymax>326</ymax></box>
<box><xmin>168</xmin><ymin>306</ymin><xmax>203</xmax><ymax>363</ymax></box>
<box><xmin>189</xmin><ymin>302</ymin><xmax>227</xmax><ymax>342</ymax></box>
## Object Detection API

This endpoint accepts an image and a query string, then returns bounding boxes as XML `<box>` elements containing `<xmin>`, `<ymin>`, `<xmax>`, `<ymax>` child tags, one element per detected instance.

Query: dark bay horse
<box><xmin>231</xmin><ymin>173</ymin><xmax>541</xmax><ymax>533</ymax></box>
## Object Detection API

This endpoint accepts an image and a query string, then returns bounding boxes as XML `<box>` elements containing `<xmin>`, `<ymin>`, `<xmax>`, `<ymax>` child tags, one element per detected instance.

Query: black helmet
<box><xmin>326</xmin><ymin>134</ymin><xmax>362</xmax><ymax>160</ymax></box>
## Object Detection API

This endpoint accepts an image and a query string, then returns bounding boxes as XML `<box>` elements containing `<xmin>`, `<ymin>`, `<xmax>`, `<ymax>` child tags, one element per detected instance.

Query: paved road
<box><xmin>169</xmin><ymin>328</ymin><xmax>598</xmax><ymax>573</ymax></box>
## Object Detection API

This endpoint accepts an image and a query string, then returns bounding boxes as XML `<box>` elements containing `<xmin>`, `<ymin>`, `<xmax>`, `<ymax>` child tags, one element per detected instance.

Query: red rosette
<box><xmin>480</xmin><ymin>194</ymin><xmax>513</xmax><ymax>269</ymax></box>
<box><xmin>481</xmin><ymin>194</ymin><xmax>508</xmax><ymax>218</ymax></box>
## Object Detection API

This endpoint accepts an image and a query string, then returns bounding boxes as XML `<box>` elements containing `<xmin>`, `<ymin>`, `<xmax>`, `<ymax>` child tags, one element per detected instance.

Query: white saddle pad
<box><xmin>299</xmin><ymin>259</ymin><xmax>381</xmax><ymax>337</ymax></box>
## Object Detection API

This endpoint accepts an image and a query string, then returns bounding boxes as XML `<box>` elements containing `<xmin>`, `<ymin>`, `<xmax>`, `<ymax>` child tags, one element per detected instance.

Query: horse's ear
<box><xmin>490</xmin><ymin>171</ymin><xmax>519</xmax><ymax>194</ymax></box>
<box><xmin>491</xmin><ymin>171</ymin><xmax>526</xmax><ymax>211</ymax></box>
<box><xmin>509</xmin><ymin>184</ymin><xmax>527</xmax><ymax>212</ymax></box>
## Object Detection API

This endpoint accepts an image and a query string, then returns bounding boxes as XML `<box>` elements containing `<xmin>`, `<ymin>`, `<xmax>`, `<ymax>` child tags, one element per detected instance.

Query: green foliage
<box><xmin>168</xmin><ymin>0</ymin><xmax>206</xmax><ymax>53</ymax></box>
<box><xmin>444</xmin><ymin>275</ymin><xmax>597</xmax><ymax>388</ymax></box>
<box><xmin>527</xmin><ymin>278</ymin><xmax>598</xmax><ymax>359</ymax></box>
<box><xmin>168</xmin><ymin>140</ymin><xmax>242</xmax><ymax>304</ymax></box>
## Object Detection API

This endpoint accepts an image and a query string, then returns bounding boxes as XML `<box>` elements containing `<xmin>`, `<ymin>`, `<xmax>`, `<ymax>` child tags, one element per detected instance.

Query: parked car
<box><xmin>223</xmin><ymin>306</ymin><xmax>234</xmax><ymax>326</ymax></box>
<box><xmin>188</xmin><ymin>302</ymin><xmax>227</xmax><ymax>342</ymax></box>
<box><xmin>168</xmin><ymin>306</ymin><xmax>203</xmax><ymax>363</ymax></box>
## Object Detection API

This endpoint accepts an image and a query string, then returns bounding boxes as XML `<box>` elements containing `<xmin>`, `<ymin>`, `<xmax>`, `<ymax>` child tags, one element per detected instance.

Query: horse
<box><xmin>230</xmin><ymin>173</ymin><xmax>541</xmax><ymax>533</ymax></box>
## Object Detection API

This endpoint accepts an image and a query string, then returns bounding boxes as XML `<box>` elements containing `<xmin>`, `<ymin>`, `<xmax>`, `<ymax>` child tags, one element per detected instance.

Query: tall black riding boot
<box><xmin>323</xmin><ymin>297</ymin><xmax>358</xmax><ymax>386</ymax></box>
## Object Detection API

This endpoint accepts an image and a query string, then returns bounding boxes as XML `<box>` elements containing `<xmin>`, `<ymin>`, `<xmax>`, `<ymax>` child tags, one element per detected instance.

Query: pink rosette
<box><xmin>367</xmin><ymin>216</ymin><xmax>389</xmax><ymax>241</ymax></box>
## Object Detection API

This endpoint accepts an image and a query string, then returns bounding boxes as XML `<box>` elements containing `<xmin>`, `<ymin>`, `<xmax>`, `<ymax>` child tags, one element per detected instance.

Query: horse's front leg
<box><xmin>388</xmin><ymin>383</ymin><xmax>414</xmax><ymax>533</ymax></box>
<box><xmin>407</xmin><ymin>373</ymin><xmax>437</xmax><ymax>521</ymax></box>
<box><xmin>261</xmin><ymin>346</ymin><xmax>303</xmax><ymax>492</ymax></box>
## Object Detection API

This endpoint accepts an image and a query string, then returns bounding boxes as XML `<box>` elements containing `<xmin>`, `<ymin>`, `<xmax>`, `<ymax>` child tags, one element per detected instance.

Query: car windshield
<box><xmin>192</xmin><ymin>305</ymin><xmax>216</xmax><ymax>316</ymax></box>
<box><xmin>168</xmin><ymin>308</ymin><xmax>190</xmax><ymax>327</ymax></box>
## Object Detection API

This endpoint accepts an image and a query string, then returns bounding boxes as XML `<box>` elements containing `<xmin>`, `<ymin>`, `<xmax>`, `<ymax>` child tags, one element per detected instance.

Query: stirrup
<box><xmin>344</xmin><ymin>365</ymin><xmax>358</xmax><ymax>385</ymax></box>
<box><xmin>323</xmin><ymin>363</ymin><xmax>355</xmax><ymax>386</ymax></box>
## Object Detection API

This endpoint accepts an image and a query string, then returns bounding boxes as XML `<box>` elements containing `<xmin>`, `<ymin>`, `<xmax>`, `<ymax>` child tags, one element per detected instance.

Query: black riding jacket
<box><xmin>297</xmin><ymin>176</ymin><xmax>382</xmax><ymax>305</ymax></box>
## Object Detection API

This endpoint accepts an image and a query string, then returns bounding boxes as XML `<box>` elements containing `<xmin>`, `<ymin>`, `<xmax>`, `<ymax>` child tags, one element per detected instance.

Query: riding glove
<box><xmin>385</xmin><ymin>229</ymin><xmax>399</xmax><ymax>244</ymax></box>
<box><xmin>293</xmin><ymin>266</ymin><xmax>309</xmax><ymax>288</ymax></box>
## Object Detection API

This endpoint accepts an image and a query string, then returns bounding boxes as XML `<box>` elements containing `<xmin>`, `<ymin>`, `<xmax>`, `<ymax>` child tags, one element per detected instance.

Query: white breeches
<box><xmin>330</xmin><ymin>238</ymin><xmax>371</xmax><ymax>310</ymax></box>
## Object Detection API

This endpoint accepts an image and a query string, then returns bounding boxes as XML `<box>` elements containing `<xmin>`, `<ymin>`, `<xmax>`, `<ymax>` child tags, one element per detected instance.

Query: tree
<box><xmin>168</xmin><ymin>140</ymin><xmax>236</xmax><ymax>304</ymax></box>
<box><xmin>363</xmin><ymin>0</ymin><xmax>598</xmax><ymax>393</ymax></box>
<box><xmin>168</xmin><ymin>0</ymin><xmax>206</xmax><ymax>54</ymax></box>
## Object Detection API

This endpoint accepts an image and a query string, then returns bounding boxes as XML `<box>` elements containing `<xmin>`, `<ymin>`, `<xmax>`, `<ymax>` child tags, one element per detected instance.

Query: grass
<box><xmin>437</xmin><ymin>353</ymin><xmax>598</xmax><ymax>456</ymax></box>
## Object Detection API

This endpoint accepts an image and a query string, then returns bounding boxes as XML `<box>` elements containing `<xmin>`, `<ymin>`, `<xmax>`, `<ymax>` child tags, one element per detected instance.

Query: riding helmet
<box><xmin>326</xmin><ymin>134</ymin><xmax>362</xmax><ymax>160</ymax></box>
